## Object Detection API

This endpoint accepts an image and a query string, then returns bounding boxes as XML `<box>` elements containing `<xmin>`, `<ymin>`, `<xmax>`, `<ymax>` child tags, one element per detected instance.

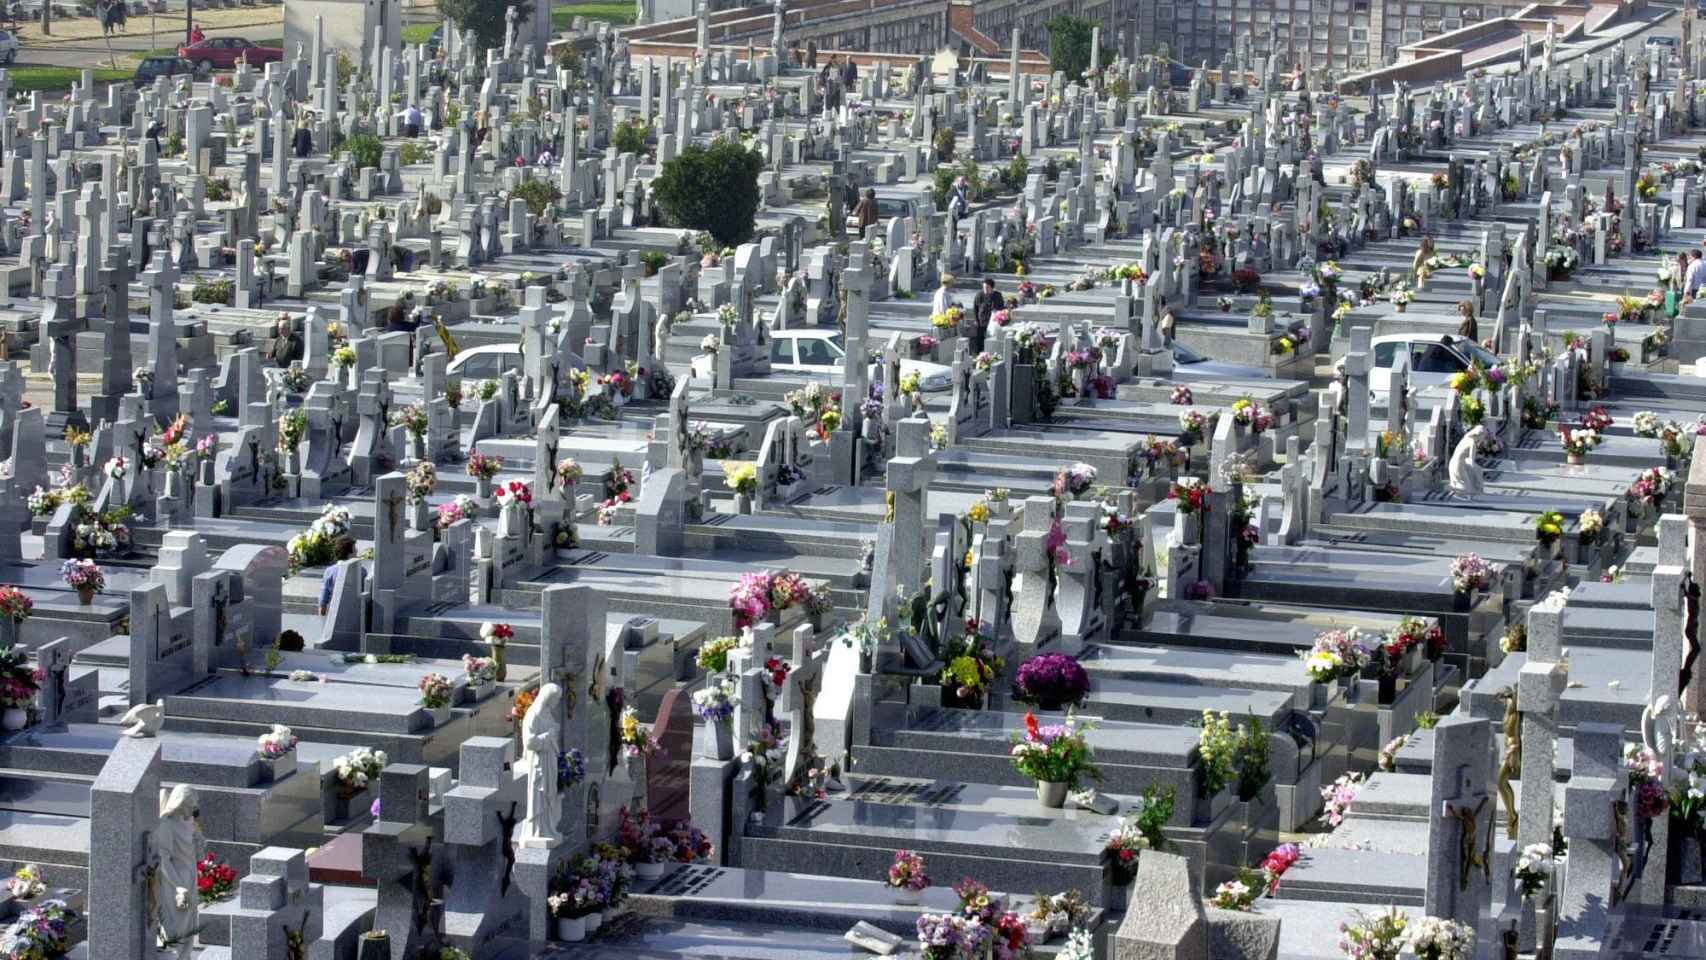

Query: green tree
<box><xmin>1047</xmin><ymin>16</ymin><xmax>1115</xmax><ymax>84</ymax></box>
<box><xmin>440</xmin><ymin>0</ymin><xmax>508</xmax><ymax>51</ymax></box>
<box><xmin>653</xmin><ymin>140</ymin><xmax>763</xmax><ymax>247</ymax></box>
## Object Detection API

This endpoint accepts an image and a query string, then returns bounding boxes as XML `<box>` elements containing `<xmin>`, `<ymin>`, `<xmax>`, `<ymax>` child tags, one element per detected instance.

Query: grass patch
<box><xmin>553</xmin><ymin>1</ymin><xmax>636</xmax><ymax>29</ymax></box>
<box><xmin>401</xmin><ymin>23</ymin><xmax>435</xmax><ymax>45</ymax></box>
<box><xmin>9</xmin><ymin>67</ymin><xmax>131</xmax><ymax>93</ymax></box>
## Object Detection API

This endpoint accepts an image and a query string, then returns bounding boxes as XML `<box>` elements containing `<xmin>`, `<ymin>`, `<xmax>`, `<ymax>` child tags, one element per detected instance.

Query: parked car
<box><xmin>767</xmin><ymin>329</ymin><xmax>952</xmax><ymax>391</ymax></box>
<box><xmin>0</xmin><ymin>30</ymin><xmax>19</xmax><ymax>66</ymax></box>
<box><xmin>176</xmin><ymin>37</ymin><xmax>285</xmax><ymax>73</ymax></box>
<box><xmin>446</xmin><ymin>344</ymin><xmax>585</xmax><ymax>383</ymax></box>
<box><xmin>134</xmin><ymin>56</ymin><xmax>197</xmax><ymax>88</ymax></box>
<box><xmin>1369</xmin><ymin>333</ymin><xmax>1503</xmax><ymax>399</ymax></box>
<box><xmin>423</xmin><ymin>25</ymin><xmax>444</xmax><ymax>56</ymax></box>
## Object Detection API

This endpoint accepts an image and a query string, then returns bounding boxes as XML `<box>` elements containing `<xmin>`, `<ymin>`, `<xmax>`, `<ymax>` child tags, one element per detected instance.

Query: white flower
<box><xmin>365</xmin><ymin>654</ymin><xmax>377</xmax><ymax>664</ymax></box>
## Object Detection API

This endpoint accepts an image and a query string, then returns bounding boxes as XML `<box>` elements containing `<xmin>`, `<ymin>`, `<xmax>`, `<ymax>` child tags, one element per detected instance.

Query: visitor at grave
<box><xmin>291</xmin><ymin>122</ymin><xmax>313</xmax><ymax>159</ymax></box>
<box><xmin>843</xmin><ymin>57</ymin><xmax>858</xmax><ymax>88</ymax></box>
<box><xmin>190</xmin><ymin>25</ymin><xmax>205</xmax><ymax>45</ymax></box>
<box><xmin>386</xmin><ymin>294</ymin><xmax>421</xmax><ymax>334</ymax></box>
<box><xmin>145</xmin><ymin>118</ymin><xmax>164</xmax><ymax>155</ymax></box>
<box><xmin>1686</xmin><ymin>250</ymin><xmax>1706</xmax><ymax>303</ymax></box>
<box><xmin>1158</xmin><ymin>299</ymin><xmax>1177</xmax><ymax>343</ymax></box>
<box><xmin>350</xmin><ymin>248</ymin><xmax>371</xmax><ymax>276</ymax></box>
<box><xmin>932</xmin><ymin>275</ymin><xmax>959</xmax><ymax>316</ymax></box>
<box><xmin>318</xmin><ymin>538</ymin><xmax>358</xmax><ymax>616</ymax></box>
<box><xmin>1411</xmin><ymin>235</ymin><xmax>1435</xmax><ymax>281</ymax></box>
<box><xmin>402</xmin><ymin>104</ymin><xmax>423</xmax><ymax>139</ymax></box>
<box><xmin>267</xmin><ymin>316</ymin><xmax>302</xmax><ymax>368</ymax></box>
<box><xmin>852</xmin><ymin>188</ymin><xmax>878</xmax><ymax>233</ymax></box>
<box><xmin>948</xmin><ymin>176</ymin><xmax>970</xmax><ymax>219</ymax></box>
<box><xmin>276</xmin><ymin>630</ymin><xmax>305</xmax><ymax>653</ymax></box>
<box><xmin>1456</xmin><ymin>300</ymin><xmax>1478</xmax><ymax>342</ymax></box>
<box><xmin>806</xmin><ymin>40</ymin><xmax>818</xmax><ymax>69</ymax></box>
<box><xmin>971</xmin><ymin>277</ymin><xmax>999</xmax><ymax>353</ymax></box>
<box><xmin>1670</xmin><ymin>251</ymin><xmax>1689</xmax><ymax>293</ymax></box>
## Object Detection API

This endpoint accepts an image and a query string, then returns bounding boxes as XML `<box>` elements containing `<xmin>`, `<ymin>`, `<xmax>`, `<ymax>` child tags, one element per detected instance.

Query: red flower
<box><xmin>1023</xmin><ymin>712</ymin><xmax>1039</xmax><ymax>741</ymax></box>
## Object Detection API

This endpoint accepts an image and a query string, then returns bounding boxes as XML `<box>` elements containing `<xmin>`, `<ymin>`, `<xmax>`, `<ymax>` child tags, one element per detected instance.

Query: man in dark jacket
<box><xmin>970</xmin><ymin>277</ymin><xmax>999</xmax><ymax>354</ymax></box>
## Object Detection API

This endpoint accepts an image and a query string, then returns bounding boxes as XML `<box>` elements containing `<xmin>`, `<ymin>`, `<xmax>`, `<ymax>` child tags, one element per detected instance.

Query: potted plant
<box><xmin>462</xmin><ymin>654</ymin><xmax>497</xmax><ymax>696</ymax></box>
<box><xmin>1559</xmin><ymin>426</ymin><xmax>1598</xmax><ymax>465</ymax></box>
<box><xmin>1449</xmin><ymin>553</ymin><xmax>1493</xmax><ymax>596</ymax></box>
<box><xmin>1010</xmin><ymin>712</ymin><xmax>1100</xmax><ymax>808</ymax></box>
<box><xmin>1534</xmin><ymin>510</ymin><xmax>1566</xmax><ymax>549</ymax></box>
<box><xmin>0</xmin><ymin>648</ymin><xmax>37</xmax><ymax>731</ymax></box>
<box><xmin>1338</xmin><ymin>905</ymin><xmax>1409</xmax><ymax>960</ymax></box>
<box><xmin>619</xmin><ymin>807</ymin><xmax>674</xmax><ymax>880</ymax></box>
<box><xmin>465</xmin><ymin>452</ymin><xmax>503</xmax><ymax>501</ymax></box>
<box><xmin>1013</xmin><ymin>653</ymin><xmax>1090</xmax><ymax>711</ymax></box>
<box><xmin>547</xmin><ymin>878</ymin><xmax>597</xmax><ymax>942</ymax></box>
<box><xmin>722</xmin><ymin>460</ymin><xmax>759</xmax><ymax>514</ymax></box>
<box><xmin>404</xmin><ymin>462</ymin><xmax>436</xmax><ymax>530</ymax></box>
<box><xmin>691</xmin><ymin>679</ymin><xmax>738</xmax><ymax>759</ymax></box>
<box><xmin>59</xmin><ymin>558</ymin><xmax>103</xmax><ymax>605</ymax></box>
<box><xmin>6</xmin><ymin>864</ymin><xmax>45</xmax><ymax>900</ymax></box>
<box><xmin>330</xmin><ymin>747</ymin><xmax>387</xmax><ymax>819</ymax></box>
<box><xmin>481</xmin><ymin>621</ymin><xmax>514</xmax><ymax>681</ymax></box>
<box><xmin>886</xmin><ymin>849</ymin><xmax>930</xmax><ymax>904</ymax></box>
<box><xmin>494</xmin><ymin>480</ymin><xmax>533</xmax><ymax>537</ymax></box>
<box><xmin>1104</xmin><ymin>785</ymin><xmax>1173</xmax><ymax>887</ymax></box>
<box><xmin>418</xmin><ymin>673</ymin><xmax>453</xmax><ymax>725</ymax></box>
<box><xmin>1405</xmin><ymin>916</ymin><xmax>1475</xmax><ymax>960</ymax></box>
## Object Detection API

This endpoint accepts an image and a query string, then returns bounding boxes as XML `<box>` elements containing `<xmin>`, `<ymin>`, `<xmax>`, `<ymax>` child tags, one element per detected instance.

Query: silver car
<box><xmin>769</xmin><ymin>330</ymin><xmax>952</xmax><ymax>392</ymax></box>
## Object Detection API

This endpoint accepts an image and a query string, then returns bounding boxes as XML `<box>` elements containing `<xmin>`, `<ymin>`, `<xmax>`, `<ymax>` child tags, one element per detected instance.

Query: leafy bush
<box><xmin>440</xmin><ymin>0</ymin><xmax>508</xmax><ymax>50</ymax></box>
<box><xmin>399</xmin><ymin>141</ymin><xmax>433</xmax><ymax>166</ymax></box>
<box><xmin>1047</xmin><ymin>15</ymin><xmax>1115</xmax><ymax>83</ymax></box>
<box><xmin>653</xmin><ymin>140</ymin><xmax>763</xmax><ymax>248</ymax></box>
<box><xmin>612</xmin><ymin>119</ymin><xmax>650</xmax><ymax>158</ymax></box>
<box><xmin>640</xmin><ymin>250</ymin><xmax>668</xmax><ymax>276</ymax></box>
<box><xmin>340</xmin><ymin>134</ymin><xmax>383</xmax><ymax>171</ymax></box>
<box><xmin>511</xmin><ymin>178</ymin><xmax>563</xmax><ymax>218</ymax></box>
<box><xmin>191</xmin><ymin>278</ymin><xmax>232</xmax><ymax>305</ymax></box>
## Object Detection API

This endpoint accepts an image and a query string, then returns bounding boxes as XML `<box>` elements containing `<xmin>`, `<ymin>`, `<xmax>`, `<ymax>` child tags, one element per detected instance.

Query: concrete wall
<box><xmin>283</xmin><ymin>0</ymin><xmax>400</xmax><ymax>68</ymax></box>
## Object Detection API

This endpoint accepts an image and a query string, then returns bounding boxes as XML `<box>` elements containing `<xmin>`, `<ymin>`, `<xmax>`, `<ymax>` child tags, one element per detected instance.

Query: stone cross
<box><xmin>1516</xmin><ymin>591</ymin><xmax>1568</xmax><ymax>948</ymax></box>
<box><xmin>1425</xmin><ymin>713</ymin><xmax>1494</xmax><ymax>937</ymax></box>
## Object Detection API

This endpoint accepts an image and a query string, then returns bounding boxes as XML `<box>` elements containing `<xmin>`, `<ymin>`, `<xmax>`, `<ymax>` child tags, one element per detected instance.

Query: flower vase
<box><xmin>409</xmin><ymin>434</ymin><xmax>427</xmax><ymax>462</ymax></box>
<box><xmin>410</xmin><ymin>499</ymin><xmax>430</xmax><ymax>532</ymax></box>
<box><xmin>492</xmin><ymin>642</ymin><xmax>508</xmax><ymax>682</ymax></box>
<box><xmin>1340</xmin><ymin>676</ymin><xmax>1362</xmax><ymax>704</ymax></box>
<box><xmin>862</xmin><ymin>415</ymin><xmax>881</xmax><ymax>439</ymax></box>
<box><xmin>1395</xmin><ymin>302</ymin><xmax>1407</xmax><ymax>314</ymax></box>
<box><xmin>556</xmin><ymin>917</ymin><xmax>587</xmax><ymax>942</ymax></box>
<box><xmin>635</xmin><ymin>860</ymin><xmax>665</xmax><ymax>880</ymax></box>
<box><xmin>1566</xmin><ymin>452</ymin><xmax>1584</xmax><ymax>465</ymax></box>
<box><xmin>0</xmin><ymin>707</ymin><xmax>25</xmax><ymax>731</ymax></box>
<box><xmin>710</xmin><ymin>719</ymin><xmax>734</xmax><ymax>760</ymax></box>
<box><xmin>1175</xmin><ymin>510</ymin><xmax>1199</xmax><ymax>545</ymax></box>
<box><xmin>164</xmin><ymin>467</ymin><xmax>183</xmax><ymax>499</ymax></box>
<box><xmin>892</xmin><ymin>886</ymin><xmax>922</xmax><ymax>905</ymax></box>
<box><xmin>1309</xmin><ymin>682</ymin><xmax>1329</xmax><ymax>710</ymax></box>
<box><xmin>612</xmin><ymin>391</ymin><xmax>627</xmax><ymax>408</ymax></box>
<box><xmin>734</xmin><ymin>493</ymin><xmax>752</xmax><ymax>515</ymax></box>
<box><xmin>500</xmin><ymin>503</ymin><xmax>523</xmax><ymax>537</ymax></box>
<box><xmin>76</xmin><ymin>585</ymin><xmax>95</xmax><ymax>605</ymax></box>
<box><xmin>1377</xmin><ymin>673</ymin><xmax>1397</xmax><ymax>705</ymax></box>
<box><xmin>476</xmin><ymin>475</ymin><xmax>493</xmax><ymax>502</ymax></box>
<box><xmin>427</xmin><ymin>704</ymin><xmax>451</xmax><ymax>726</ymax></box>
<box><xmin>1036</xmin><ymin>780</ymin><xmax>1069</xmax><ymax>808</ymax></box>
<box><xmin>283</xmin><ymin>452</ymin><xmax>301</xmax><ymax>475</ymax></box>
<box><xmin>586</xmin><ymin>911</ymin><xmax>603</xmax><ymax>932</ymax></box>
<box><xmin>357</xmin><ymin>934</ymin><xmax>391</xmax><ymax>960</ymax></box>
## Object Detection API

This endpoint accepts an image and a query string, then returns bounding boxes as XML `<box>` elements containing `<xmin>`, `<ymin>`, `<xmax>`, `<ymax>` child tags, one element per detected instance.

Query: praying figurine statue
<box><xmin>150</xmin><ymin>784</ymin><xmax>202</xmax><ymax>959</ymax></box>
<box><xmin>1495</xmin><ymin>686</ymin><xmax>1521</xmax><ymax>839</ymax></box>
<box><xmin>1448</xmin><ymin>423</ymin><xmax>1486</xmax><ymax>496</ymax></box>
<box><xmin>516</xmin><ymin>683</ymin><xmax>564</xmax><ymax>848</ymax></box>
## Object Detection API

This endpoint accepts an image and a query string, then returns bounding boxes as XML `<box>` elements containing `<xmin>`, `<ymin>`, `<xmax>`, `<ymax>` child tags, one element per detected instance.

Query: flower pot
<box><xmin>1566</xmin><ymin>453</ymin><xmax>1584</xmax><ymax>465</ymax></box>
<box><xmin>410</xmin><ymin>498</ymin><xmax>431</xmax><ymax>532</ymax></box>
<box><xmin>585</xmin><ymin>911</ymin><xmax>603</xmax><ymax>932</ymax></box>
<box><xmin>357</xmin><ymin>934</ymin><xmax>391</xmax><ymax>960</ymax></box>
<box><xmin>636</xmin><ymin>860</ymin><xmax>665</xmax><ymax>880</ymax></box>
<box><xmin>892</xmin><ymin>886</ymin><xmax>922</xmax><ymax>905</ymax></box>
<box><xmin>500</xmin><ymin>503</ymin><xmax>524</xmax><ymax>537</ymax></box>
<box><xmin>476</xmin><ymin>475</ymin><xmax>493</xmax><ymax>502</ymax></box>
<box><xmin>409</xmin><ymin>435</ymin><xmax>427</xmax><ymax>461</ymax></box>
<box><xmin>164</xmin><ymin>468</ymin><xmax>183</xmax><ymax>498</ymax></box>
<box><xmin>426</xmin><ymin>703</ymin><xmax>451</xmax><ymax>726</ymax></box>
<box><xmin>556</xmin><ymin>916</ymin><xmax>587</xmax><ymax>942</ymax></box>
<box><xmin>1377</xmin><ymin>673</ymin><xmax>1397</xmax><ymax>705</ymax></box>
<box><xmin>0</xmin><ymin>707</ymin><xmax>26</xmax><ymax>731</ymax></box>
<box><xmin>1309</xmin><ymin>682</ymin><xmax>1329</xmax><ymax>710</ymax></box>
<box><xmin>734</xmin><ymin>492</ymin><xmax>752</xmax><ymax>515</ymax></box>
<box><xmin>283</xmin><ymin>452</ymin><xmax>301</xmax><ymax>474</ymax></box>
<box><xmin>1395</xmin><ymin>303</ymin><xmax>1407</xmax><ymax>313</ymax></box>
<box><xmin>1036</xmin><ymin>780</ymin><xmax>1069</xmax><ymax>808</ymax></box>
<box><xmin>76</xmin><ymin>585</ymin><xmax>95</xmax><ymax>605</ymax></box>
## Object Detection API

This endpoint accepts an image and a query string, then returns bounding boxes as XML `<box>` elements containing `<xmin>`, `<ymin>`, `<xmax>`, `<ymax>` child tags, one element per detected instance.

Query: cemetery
<box><xmin>0</xmin><ymin>1</ymin><xmax>1701</xmax><ymax>959</ymax></box>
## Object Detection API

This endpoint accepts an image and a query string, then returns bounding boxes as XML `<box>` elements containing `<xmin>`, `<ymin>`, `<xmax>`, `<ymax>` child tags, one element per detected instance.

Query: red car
<box><xmin>176</xmin><ymin>37</ymin><xmax>284</xmax><ymax>73</ymax></box>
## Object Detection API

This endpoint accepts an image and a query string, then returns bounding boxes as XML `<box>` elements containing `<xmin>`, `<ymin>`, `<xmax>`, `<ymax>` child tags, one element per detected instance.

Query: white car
<box><xmin>0</xmin><ymin>31</ymin><xmax>18</xmax><ymax>66</ymax></box>
<box><xmin>1369</xmin><ymin>333</ymin><xmax>1503</xmax><ymax>399</ymax></box>
<box><xmin>445</xmin><ymin>344</ymin><xmax>586</xmax><ymax>382</ymax></box>
<box><xmin>768</xmin><ymin>329</ymin><xmax>952</xmax><ymax>392</ymax></box>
